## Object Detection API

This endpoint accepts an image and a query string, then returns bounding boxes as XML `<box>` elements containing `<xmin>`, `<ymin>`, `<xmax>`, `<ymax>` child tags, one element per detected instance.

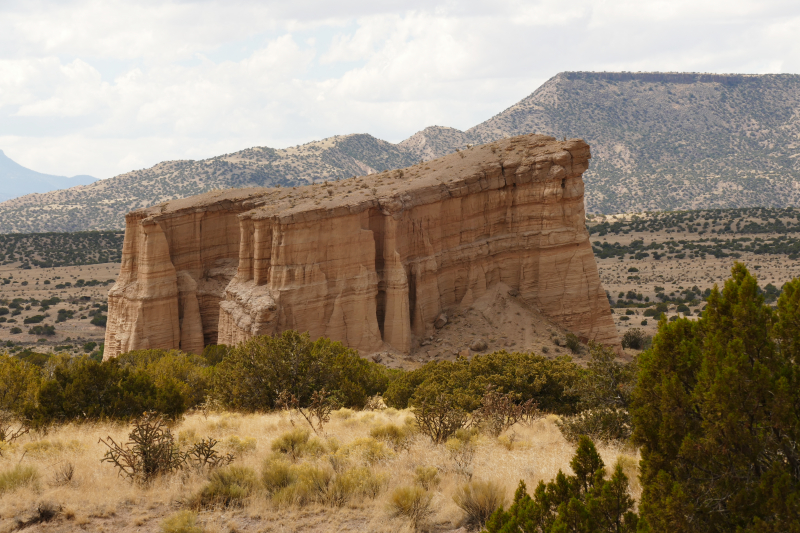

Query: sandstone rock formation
<box><xmin>104</xmin><ymin>134</ymin><xmax>618</xmax><ymax>360</ymax></box>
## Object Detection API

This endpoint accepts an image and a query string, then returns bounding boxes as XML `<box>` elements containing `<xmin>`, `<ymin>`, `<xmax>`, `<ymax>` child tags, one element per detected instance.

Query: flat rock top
<box><xmin>135</xmin><ymin>134</ymin><xmax>588</xmax><ymax>224</ymax></box>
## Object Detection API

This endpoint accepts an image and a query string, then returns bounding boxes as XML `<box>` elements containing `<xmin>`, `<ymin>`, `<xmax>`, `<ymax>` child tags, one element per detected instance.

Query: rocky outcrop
<box><xmin>104</xmin><ymin>134</ymin><xmax>618</xmax><ymax>359</ymax></box>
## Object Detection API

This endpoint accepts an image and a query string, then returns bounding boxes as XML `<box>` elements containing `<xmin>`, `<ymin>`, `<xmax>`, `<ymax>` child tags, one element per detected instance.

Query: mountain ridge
<box><xmin>1</xmin><ymin>71</ymin><xmax>799</xmax><ymax>233</ymax></box>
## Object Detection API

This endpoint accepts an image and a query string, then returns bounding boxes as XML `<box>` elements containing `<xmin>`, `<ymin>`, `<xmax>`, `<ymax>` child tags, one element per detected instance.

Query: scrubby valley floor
<box><xmin>2</xmin><ymin>208</ymin><xmax>800</xmax><ymax>359</ymax></box>
<box><xmin>589</xmin><ymin>208</ymin><xmax>800</xmax><ymax>338</ymax></box>
<box><xmin>0</xmin><ymin>263</ymin><xmax>116</xmax><ymax>356</ymax></box>
<box><xmin>0</xmin><ymin>410</ymin><xmax>638</xmax><ymax>533</ymax></box>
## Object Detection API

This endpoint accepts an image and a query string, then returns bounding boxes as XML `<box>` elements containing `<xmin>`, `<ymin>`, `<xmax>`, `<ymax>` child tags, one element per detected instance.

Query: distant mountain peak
<box><xmin>0</xmin><ymin>151</ymin><xmax>97</xmax><ymax>203</ymax></box>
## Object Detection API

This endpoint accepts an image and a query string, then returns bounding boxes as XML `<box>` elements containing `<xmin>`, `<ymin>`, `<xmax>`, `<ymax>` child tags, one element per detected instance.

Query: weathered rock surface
<box><xmin>104</xmin><ymin>134</ymin><xmax>618</xmax><ymax>360</ymax></box>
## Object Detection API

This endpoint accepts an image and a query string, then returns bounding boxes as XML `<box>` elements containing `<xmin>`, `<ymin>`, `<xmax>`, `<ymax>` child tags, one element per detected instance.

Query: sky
<box><xmin>1</xmin><ymin>0</ymin><xmax>799</xmax><ymax>179</ymax></box>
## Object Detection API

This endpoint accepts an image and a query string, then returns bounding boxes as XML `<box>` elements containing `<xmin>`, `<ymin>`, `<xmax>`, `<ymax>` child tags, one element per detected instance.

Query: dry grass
<box><xmin>0</xmin><ymin>409</ymin><xmax>640</xmax><ymax>532</ymax></box>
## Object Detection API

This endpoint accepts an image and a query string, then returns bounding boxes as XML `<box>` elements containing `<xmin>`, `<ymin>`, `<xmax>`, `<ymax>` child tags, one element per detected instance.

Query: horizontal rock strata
<box><xmin>104</xmin><ymin>134</ymin><xmax>618</xmax><ymax>359</ymax></box>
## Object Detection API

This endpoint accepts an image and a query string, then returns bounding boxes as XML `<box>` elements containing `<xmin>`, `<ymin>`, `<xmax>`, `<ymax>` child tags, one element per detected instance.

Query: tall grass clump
<box><xmin>160</xmin><ymin>510</ymin><xmax>204</xmax><ymax>533</ymax></box>
<box><xmin>192</xmin><ymin>466</ymin><xmax>256</xmax><ymax>509</ymax></box>
<box><xmin>370</xmin><ymin>422</ymin><xmax>412</xmax><ymax>451</ymax></box>
<box><xmin>0</xmin><ymin>464</ymin><xmax>40</xmax><ymax>494</ymax></box>
<box><xmin>388</xmin><ymin>485</ymin><xmax>433</xmax><ymax>528</ymax></box>
<box><xmin>453</xmin><ymin>480</ymin><xmax>505</xmax><ymax>528</ymax></box>
<box><xmin>270</xmin><ymin>428</ymin><xmax>324</xmax><ymax>460</ymax></box>
<box><xmin>414</xmin><ymin>466</ymin><xmax>440</xmax><ymax>490</ymax></box>
<box><xmin>270</xmin><ymin>463</ymin><xmax>332</xmax><ymax>506</ymax></box>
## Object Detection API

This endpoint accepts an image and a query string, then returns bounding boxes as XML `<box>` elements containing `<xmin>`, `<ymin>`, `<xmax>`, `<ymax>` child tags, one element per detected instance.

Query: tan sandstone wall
<box><xmin>105</xmin><ymin>135</ymin><xmax>618</xmax><ymax>359</ymax></box>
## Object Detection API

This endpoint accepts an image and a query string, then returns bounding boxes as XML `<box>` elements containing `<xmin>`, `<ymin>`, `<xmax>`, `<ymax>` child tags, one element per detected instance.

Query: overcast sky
<box><xmin>1</xmin><ymin>0</ymin><xmax>799</xmax><ymax>179</ymax></box>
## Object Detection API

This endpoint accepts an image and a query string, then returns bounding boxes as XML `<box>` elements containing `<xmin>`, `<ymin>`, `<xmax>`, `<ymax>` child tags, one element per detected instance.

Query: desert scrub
<box><xmin>0</xmin><ymin>464</ymin><xmax>40</xmax><ymax>494</ymax></box>
<box><xmin>222</xmin><ymin>435</ymin><xmax>256</xmax><ymax>455</ymax></box>
<box><xmin>388</xmin><ymin>485</ymin><xmax>433</xmax><ymax>528</ymax></box>
<box><xmin>261</xmin><ymin>457</ymin><xmax>296</xmax><ymax>494</ymax></box>
<box><xmin>270</xmin><ymin>463</ymin><xmax>332</xmax><ymax>506</ymax></box>
<box><xmin>332</xmin><ymin>408</ymin><xmax>355</xmax><ymax>420</ymax></box>
<box><xmin>192</xmin><ymin>466</ymin><xmax>256</xmax><ymax>508</ymax></box>
<box><xmin>370</xmin><ymin>422</ymin><xmax>412</xmax><ymax>451</ymax></box>
<box><xmin>336</xmin><ymin>437</ymin><xmax>393</xmax><ymax>465</ymax></box>
<box><xmin>23</xmin><ymin>439</ymin><xmax>83</xmax><ymax>457</ymax></box>
<box><xmin>161</xmin><ymin>510</ymin><xmax>204</xmax><ymax>533</ymax></box>
<box><xmin>414</xmin><ymin>466</ymin><xmax>440</xmax><ymax>490</ymax></box>
<box><xmin>270</xmin><ymin>428</ymin><xmax>325</xmax><ymax>460</ymax></box>
<box><xmin>453</xmin><ymin>480</ymin><xmax>505</xmax><ymax>528</ymax></box>
<box><xmin>326</xmin><ymin>466</ymin><xmax>386</xmax><ymax>506</ymax></box>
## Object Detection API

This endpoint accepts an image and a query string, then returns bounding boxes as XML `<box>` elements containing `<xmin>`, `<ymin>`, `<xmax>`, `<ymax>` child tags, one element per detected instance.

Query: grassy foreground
<box><xmin>0</xmin><ymin>409</ymin><xmax>638</xmax><ymax>533</ymax></box>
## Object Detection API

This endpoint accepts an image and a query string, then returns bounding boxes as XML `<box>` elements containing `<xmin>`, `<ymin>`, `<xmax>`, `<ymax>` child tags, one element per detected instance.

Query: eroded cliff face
<box><xmin>104</xmin><ymin>135</ymin><xmax>618</xmax><ymax>360</ymax></box>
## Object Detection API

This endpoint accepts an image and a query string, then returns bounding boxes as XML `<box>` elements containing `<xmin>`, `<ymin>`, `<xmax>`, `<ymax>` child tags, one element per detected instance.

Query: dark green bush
<box><xmin>201</xmin><ymin>344</ymin><xmax>228</xmax><ymax>366</ymax></box>
<box><xmin>632</xmin><ymin>264</ymin><xmax>800</xmax><ymax>531</ymax></box>
<box><xmin>117</xmin><ymin>349</ymin><xmax>212</xmax><ymax>411</ymax></box>
<box><xmin>213</xmin><ymin>330</ymin><xmax>390</xmax><ymax>411</ymax></box>
<box><xmin>30</xmin><ymin>355</ymin><xmax>186</xmax><ymax>425</ymax></box>
<box><xmin>565</xmin><ymin>333</ymin><xmax>582</xmax><ymax>354</ymax></box>
<box><xmin>621</xmin><ymin>328</ymin><xmax>648</xmax><ymax>350</ymax></box>
<box><xmin>384</xmin><ymin>351</ymin><xmax>582</xmax><ymax>414</ymax></box>
<box><xmin>28</xmin><ymin>325</ymin><xmax>55</xmax><ymax>336</ymax></box>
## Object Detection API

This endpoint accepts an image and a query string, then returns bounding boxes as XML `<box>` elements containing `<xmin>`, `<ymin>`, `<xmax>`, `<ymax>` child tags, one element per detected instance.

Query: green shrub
<box><xmin>117</xmin><ymin>349</ymin><xmax>212</xmax><ymax>411</ymax></box>
<box><xmin>0</xmin><ymin>465</ymin><xmax>39</xmax><ymax>494</ymax></box>
<box><xmin>0</xmin><ymin>355</ymin><xmax>39</xmax><ymax>414</ymax></box>
<box><xmin>621</xmin><ymin>328</ymin><xmax>648</xmax><ymax>350</ymax></box>
<box><xmin>193</xmin><ymin>466</ymin><xmax>256</xmax><ymax>508</ymax></box>
<box><xmin>565</xmin><ymin>333</ymin><xmax>582</xmax><ymax>354</ymax></box>
<box><xmin>28</xmin><ymin>325</ymin><xmax>55</xmax><ymax>336</ymax></box>
<box><xmin>384</xmin><ymin>351</ymin><xmax>582</xmax><ymax>414</ymax></box>
<box><xmin>160</xmin><ymin>510</ymin><xmax>204</xmax><ymax>533</ymax></box>
<box><xmin>413</xmin><ymin>393</ymin><xmax>468</xmax><ymax>444</ymax></box>
<box><xmin>453</xmin><ymin>480</ymin><xmax>505</xmax><ymax>528</ymax></box>
<box><xmin>388</xmin><ymin>486</ymin><xmax>433</xmax><ymax>527</ymax></box>
<box><xmin>201</xmin><ymin>344</ymin><xmax>228</xmax><ymax>366</ymax></box>
<box><xmin>213</xmin><ymin>331</ymin><xmax>390</xmax><ymax>410</ymax></box>
<box><xmin>31</xmin><ymin>355</ymin><xmax>186</xmax><ymax>425</ymax></box>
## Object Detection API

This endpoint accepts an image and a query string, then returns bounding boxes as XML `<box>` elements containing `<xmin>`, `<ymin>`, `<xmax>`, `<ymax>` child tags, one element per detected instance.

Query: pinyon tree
<box><xmin>632</xmin><ymin>263</ymin><xmax>800</xmax><ymax>532</ymax></box>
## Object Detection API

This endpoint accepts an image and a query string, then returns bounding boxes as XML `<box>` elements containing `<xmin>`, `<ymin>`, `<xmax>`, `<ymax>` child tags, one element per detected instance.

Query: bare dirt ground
<box><xmin>378</xmin><ymin>283</ymin><xmax>586</xmax><ymax>369</ymax></box>
<box><xmin>0</xmin><ymin>410</ymin><xmax>637</xmax><ymax>533</ymax></box>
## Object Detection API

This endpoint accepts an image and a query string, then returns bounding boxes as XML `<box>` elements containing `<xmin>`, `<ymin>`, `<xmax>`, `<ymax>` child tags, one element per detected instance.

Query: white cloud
<box><xmin>0</xmin><ymin>0</ymin><xmax>798</xmax><ymax>178</ymax></box>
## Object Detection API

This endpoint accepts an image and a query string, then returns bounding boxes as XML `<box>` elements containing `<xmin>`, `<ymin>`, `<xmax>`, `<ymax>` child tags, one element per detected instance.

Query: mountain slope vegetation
<box><xmin>1</xmin><ymin>72</ymin><xmax>798</xmax><ymax>233</ymax></box>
